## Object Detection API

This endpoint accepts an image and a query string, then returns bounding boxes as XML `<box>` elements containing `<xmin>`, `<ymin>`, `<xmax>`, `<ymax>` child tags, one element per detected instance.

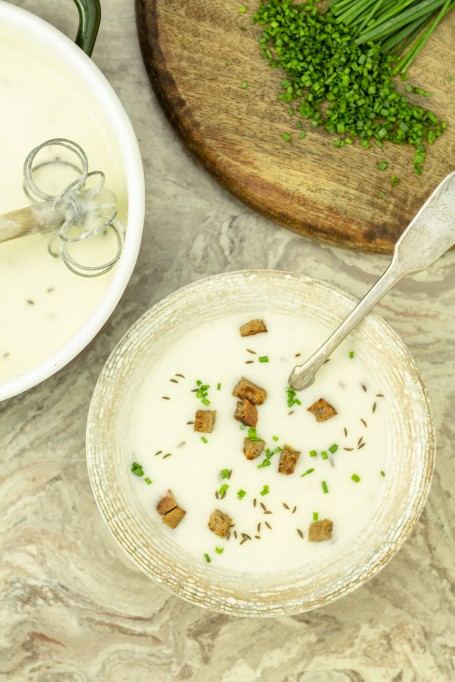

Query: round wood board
<box><xmin>135</xmin><ymin>0</ymin><xmax>455</xmax><ymax>253</ymax></box>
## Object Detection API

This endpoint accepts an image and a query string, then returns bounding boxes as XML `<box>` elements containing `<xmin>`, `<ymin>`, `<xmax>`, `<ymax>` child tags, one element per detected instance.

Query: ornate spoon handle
<box><xmin>289</xmin><ymin>171</ymin><xmax>455</xmax><ymax>391</ymax></box>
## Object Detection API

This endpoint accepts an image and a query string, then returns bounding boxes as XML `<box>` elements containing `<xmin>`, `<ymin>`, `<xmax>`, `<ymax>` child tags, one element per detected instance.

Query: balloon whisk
<box><xmin>0</xmin><ymin>138</ymin><xmax>125</xmax><ymax>277</ymax></box>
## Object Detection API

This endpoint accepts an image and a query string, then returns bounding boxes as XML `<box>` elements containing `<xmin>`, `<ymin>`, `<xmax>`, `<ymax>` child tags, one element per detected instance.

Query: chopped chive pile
<box><xmin>321</xmin><ymin>480</ymin><xmax>329</xmax><ymax>494</ymax></box>
<box><xmin>258</xmin><ymin>355</ymin><xmax>270</xmax><ymax>363</ymax></box>
<box><xmin>351</xmin><ymin>474</ymin><xmax>361</xmax><ymax>482</ymax></box>
<box><xmin>260</xmin><ymin>485</ymin><xmax>270</xmax><ymax>496</ymax></box>
<box><xmin>257</xmin><ymin>446</ymin><xmax>281</xmax><ymax>469</ymax></box>
<box><xmin>195</xmin><ymin>380</ymin><xmax>211</xmax><ymax>406</ymax></box>
<box><xmin>301</xmin><ymin>468</ymin><xmax>315</xmax><ymax>477</ymax></box>
<box><xmin>237</xmin><ymin>489</ymin><xmax>247</xmax><ymax>499</ymax></box>
<box><xmin>286</xmin><ymin>386</ymin><xmax>302</xmax><ymax>408</ymax></box>
<box><xmin>253</xmin><ymin>0</ymin><xmax>449</xmax><ymax>175</ymax></box>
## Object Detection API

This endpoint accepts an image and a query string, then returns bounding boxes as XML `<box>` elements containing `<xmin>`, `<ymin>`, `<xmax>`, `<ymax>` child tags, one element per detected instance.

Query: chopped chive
<box><xmin>237</xmin><ymin>489</ymin><xmax>247</xmax><ymax>499</ymax></box>
<box><xmin>321</xmin><ymin>451</ymin><xmax>329</xmax><ymax>460</ymax></box>
<box><xmin>282</xmin><ymin>132</ymin><xmax>292</xmax><ymax>142</ymax></box>
<box><xmin>328</xmin><ymin>443</ymin><xmax>338</xmax><ymax>454</ymax></box>
<box><xmin>351</xmin><ymin>474</ymin><xmax>361</xmax><ymax>482</ymax></box>
<box><xmin>301</xmin><ymin>468</ymin><xmax>315</xmax><ymax>477</ymax></box>
<box><xmin>240</xmin><ymin>424</ymin><xmax>247</xmax><ymax>430</ymax></box>
<box><xmin>218</xmin><ymin>483</ymin><xmax>229</xmax><ymax>496</ymax></box>
<box><xmin>377</xmin><ymin>192</ymin><xmax>386</xmax><ymax>199</ymax></box>
<box><xmin>201</xmin><ymin>436</ymin><xmax>208</xmax><ymax>444</ymax></box>
<box><xmin>242</xmin><ymin>80</ymin><xmax>248</xmax><ymax>89</ymax></box>
<box><xmin>131</xmin><ymin>462</ymin><xmax>144</xmax><ymax>477</ymax></box>
<box><xmin>321</xmin><ymin>480</ymin><xmax>329</xmax><ymax>494</ymax></box>
<box><xmin>217</xmin><ymin>383</ymin><xmax>221</xmax><ymax>390</ymax></box>
<box><xmin>391</xmin><ymin>175</ymin><xmax>400</xmax><ymax>186</ymax></box>
<box><xmin>220</xmin><ymin>469</ymin><xmax>231</xmax><ymax>480</ymax></box>
<box><xmin>196</xmin><ymin>380</ymin><xmax>202</xmax><ymax>386</ymax></box>
<box><xmin>260</xmin><ymin>485</ymin><xmax>270</xmax><ymax>496</ymax></box>
<box><xmin>309</xmin><ymin>450</ymin><xmax>317</xmax><ymax>458</ymax></box>
<box><xmin>378</xmin><ymin>161</ymin><xmax>388</xmax><ymax>171</ymax></box>
<box><xmin>248</xmin><ymin>427</ymin><xmax>258</xmax><ymax>440</ymax></box>
<box><xmin>239</xmin><ymin>5</ymin><xmax>247</xmax><ymax>12</ymax></box>
<box><xmin>201</xmin><ymin>397</ymin><xmax>210</xmax><ymax>406</ymax></box>
<box><xmin>204</xmin><ymin>553</ymin><xmax>211</xmax><ymax>563</ymax></box>
<box><xmin>380</xmin><ymin>470</ymin><xmax>386</xmax><ymax>477</ymax></box>
<box><xmin>258</xmin><ymin>356</ymin><xmax>269</xmax><ymax>363</ymax></box>
<box><xmin>215</xmin><ymin>547</ymin><xmax>224</xmax><ymax>554</ymax></box>
<box><xmin>272</xmin><ymin>435</ymin><xmax>279</xmax><ymax>441</ymax></box>
<box><xmin>313</xmin><ymin>512</ymin><xmax>319</xmax><ymax>521</ymax></box>
<box><xmin>144</xmin><ymin>477</ymin><xmax>152</xmax><ymax>485</ymax></box>
<box><xmin>299</xmin><ymin>131</ymin><xmax>306</xmax><ymax>139</ymax></box>
<box><xmin>286</xmin><ymin>386</ymin><xmax>302</xmax><ymax>407</ymax></box>
<box><xmin>349</xmin><ymin>351</ymin><xmax>355</xmax><ymax>359</ymax></box>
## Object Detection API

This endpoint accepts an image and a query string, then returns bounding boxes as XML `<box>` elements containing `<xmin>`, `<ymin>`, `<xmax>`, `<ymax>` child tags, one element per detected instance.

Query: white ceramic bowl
<box><xmin>86</xmin><ymin>270</ymin><xmax>435</xmax><ymax>616</ymax></box>
<box><xmin>0</xmin><ymin>1</ymin><xmax>144</xmax><ymax>401</ymax></box>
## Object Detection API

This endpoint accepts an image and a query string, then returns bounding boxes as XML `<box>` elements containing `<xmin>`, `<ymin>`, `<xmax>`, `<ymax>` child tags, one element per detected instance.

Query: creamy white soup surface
<box><xmin>0</xmin><ymin>31</ymin><xmax>126</xmax><ymax>384</ymax></box>
<box><xmin>128</xmin><ymin>312</ymin><xmax>389</xmax><ymax>573</ymax></box>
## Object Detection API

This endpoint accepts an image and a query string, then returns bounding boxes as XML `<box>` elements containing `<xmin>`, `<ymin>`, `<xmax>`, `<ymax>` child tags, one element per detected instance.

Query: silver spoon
<box><xmin>289</xmin><ymin>171</ymin><xmax>455</xmax><ymax>391</ymax></box>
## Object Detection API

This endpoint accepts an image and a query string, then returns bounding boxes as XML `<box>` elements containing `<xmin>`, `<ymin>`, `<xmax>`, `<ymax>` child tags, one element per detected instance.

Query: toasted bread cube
<box><xmin>240</xmin><ymin>319</ymin><xmax>267</xmax><ymax>337</ymax></box>
<box><xmin>234</xmin><ymin>398</ymin><xmax>258</xmax><ymax>427</ymax></box>
<box><xmin>208</xmin><ymin>509</ymin><xmax>232</xmax><ymax>538</ymax></box>
<box><xmin>156</xmin><ymin>489</ymin><xmax>178</xmax><ymax>516</ymax></box>
<box><xmin>278</xmin><ymin>444</ymin><xmax>301</xmax><ymax>475</ymax></box>
<box><xmin>233</xmin><ymin>377</ymin><xmax>267</xmax><ymax>405</ymax></box>
<box><xmin>309</xmin><ymin>519</ymin><xmax>333</xmax><ymax>542</ymax></box>
<box><xmin>162</xmin><ymin>506</ymin><xmax>186</xmax><ymax>529</ymax></box>
<box><xmin>243</xmin><ymin>437</ymin><xmax>265</xmax><ymax>460</ymax></box>
<box><xmin>157</xmin><ymin>490</ymin><xmax>186</xmax><ymax>529</ymax></box>
<box><xmin>307</xmin><ymin>398</ymin><xmax>337</xmax><ymax>422</ymax></box>
<box><xmin>194</xmin><ymin>410</ymin><xmax>216</xmax><ymax>433</ymax></box>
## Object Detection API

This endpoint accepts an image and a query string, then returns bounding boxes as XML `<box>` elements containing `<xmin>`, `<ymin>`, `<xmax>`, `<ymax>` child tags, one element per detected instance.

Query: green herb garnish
<box><xmin>328</xmin><ymin>443</ymin><xmax>339</xmax><ymax>454</ymax></box>
<box><xmin>282</xmin><ymin>132</ymin><xmax>291</xmax><ymax>142</ymax></box>
<box><xmin>272</xmin><ymin>435</ymin><xmax>279</xmax><ymax>442</ymax></box>
<box><xmin>321</xmin><ymin>451</ymin><xmax>328</xmax><ymax>460</ymax></box>
<box><xmin>257</xmin><ymin>446</ymin><xmax>281</xmax><ymax>469</ymax></box>
<box><xmin>351</xmin><ymin>474</ymin><xmax>361</xmax><ymax>482</ymax></box>
<box><xmin>217</xmin><ymin>383</ymin><xmax>221</xmax><ymax>390</ymax></box>
<box><xmin>237</xmin><ymin>489</ymin><xmax>247</xmax><ymax>499</ymax></box>
<box><xmin>286</xmin><ymin>386</ymin><xmax>302</xmax><ymax>408</ymax></box>
<box><xmin>321</xmin><ymin>480</ymin><xmax>329</xmax><ymax>494</ymax></box>
<box><xmin>391</xmin><ymin>175</ymin><xmax>400</xmax><ymax>186</ymax></box>
<box><xmin>309</xmin><ymin>449</ymin><xmax>317</xmax><ymax>458</ymax></box>
<box><xmin>195</xmin><ymin>380</ymin><xmax>210</xmax><ymax>406</ymax></box>
<box><xmin>248</xmin><ymin>427</ymin><xmax>258</xmax><ymax>440</ymax></box>
<box><xmin>144</xmin><ymin>477</ymin><xmax>152</xmax><ymax>485</ymax></box>
<box><xmin>313</xmin><ymin>512</ymin><xmax>319</xmax><ymax>521</ymax></box>
<box><xmin>218</xmin><ymin>483</ymin><xmax>229</xmax><ymax>496</ymax></box>
<box><xmin>204</xmin><ymin>553</ymin><xmax>211</xmax><ymax>563</ymax></box>
<box><xmin>301</xmin><ymin>468</ymin><xmax>315</xmax><ymax>477</ymax></box>
<box><xmin>201</xmin><ymin>436</ymin><xmax>208</xmax><ymax>444</ymax></box>
<box><xmin>242</xmin><ymin>80</ymin><xmax>248</xmax><ymax>89</ymax></box>
<box><xmin>258</xmin><ymin>355</ymin><xmax>269</xmax><ymax>363</ymax></box>
<box><xmin>260</xmin><ymin>485</ymin><xmax>270</xmax><ymax>496</ymax></box>
<box><xmin>131</xmin><ymin>461</ymin><xmax>144</xmax><ymax>477</ymax></box>
<box><xmin>380</xmin><ymin>470</ymin><xmax>386</xmax><ymax>477</ymax></box>
<box><xmin>215</xmin><ymin>547</ymin><xmax>224</xmax><ymax>554</ymax></box>
<box><xmin>239</xmin><ymin>5</ymin><xmax>247</xmax><ymax>12</ymax></box>
<box><xmin>378</xmin><ymin>161</ymin><xmax>389</xmax><ymax>171</ymax></box>
<box><xmin>349</xmin><ymin>351</ymin><xmax>355</xmax><ymax>359</ymax></box>
<box><xmin>220</xmin><ymin>469</ymin><xmax>231</xmax><ymax>480</ymax></box>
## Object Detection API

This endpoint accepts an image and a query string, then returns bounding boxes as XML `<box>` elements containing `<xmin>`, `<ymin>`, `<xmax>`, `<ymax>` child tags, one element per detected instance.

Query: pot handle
<box><xmin>72</xmin><ymin>0</ymin><xmax>101</xmax><ymax>56</ymax></box>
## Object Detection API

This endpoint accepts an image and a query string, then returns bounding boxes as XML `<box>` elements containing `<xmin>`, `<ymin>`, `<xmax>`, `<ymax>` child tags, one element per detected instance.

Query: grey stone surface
<box><xmin>1</xmin><ymin>1</ymin><xmax>454</xmax><ymax>680</ymax></box>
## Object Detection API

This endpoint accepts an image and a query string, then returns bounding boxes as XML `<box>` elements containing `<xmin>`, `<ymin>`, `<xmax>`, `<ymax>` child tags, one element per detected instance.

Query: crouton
<box><xmin>278</xmin><ymin>444</ymin><xmax>301</xmax><ymax>475</ymax></box>
<box><xmin>308</xmin><ymin>519</ymin><xmax>333</xmax><ymax>542</ymax></box>
<box><xmin>307</xmin><ymin>398</ymin><xmax>337</xmax><ymax>422</ymax></box>
<box><xmin>243</xmin><ymin>437</ymin><xmax>265</xmax><ymax>460</ymax></box>
<box><xmin>162</xmin><ymin>506</ymin><xmax>186</xmax><ymax>529</ymax></box>
<box><xmin>156</xmin><ymin>490</ymin><xmax>186</xmax><ymax>529</ymax></box>
<box><xmin>156</xmin><ymin>489</ymin><xmax>178</xmax><ymax>516</ymax></box>
<box><xmin>234</xmin><ymin>398</ymin><xmax>258</xmax><ymax>427</ymax></box>
<box><xmin>208</xmin><ymin>509</ymin><xmax>232</xmax><ymax>538</ymax></box>
<box><xmin>240</xmin><ymin>319</ymin><xmax>267</xmax><ymax>337</ymax></box>
<box><xmin>232</xmin><ymin>377</ymin><xmax>267</xmax><ymax>405</ymax></box>
<box><xmin>194</xmin><ymin>410</ymin><xmax>216</xmax><ymax>433</ymax></box>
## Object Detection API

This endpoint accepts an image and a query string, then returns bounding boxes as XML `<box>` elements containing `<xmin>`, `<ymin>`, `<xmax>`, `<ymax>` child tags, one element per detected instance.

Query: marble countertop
<box><xmin>1</xmin><ymin>1</ymin><xmax>454</xmax><ymax>680</ymax></box>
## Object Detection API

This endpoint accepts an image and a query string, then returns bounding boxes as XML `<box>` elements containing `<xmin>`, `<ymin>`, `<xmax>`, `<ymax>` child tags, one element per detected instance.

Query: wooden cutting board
<box><xmin>136</xmin><ymin>0</ymin><xmax>455</xmax><ymax>253</ymax></box>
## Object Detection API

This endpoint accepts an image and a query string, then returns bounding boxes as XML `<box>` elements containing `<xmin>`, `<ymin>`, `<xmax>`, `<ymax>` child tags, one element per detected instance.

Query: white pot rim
<box><xmin>0</xmin><ymin>1</ymin><xmax>145</xmax><ymax>402</ymax></box>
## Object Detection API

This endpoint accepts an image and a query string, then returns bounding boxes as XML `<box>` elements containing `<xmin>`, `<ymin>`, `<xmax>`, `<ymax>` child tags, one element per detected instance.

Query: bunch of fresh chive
<box><xmin>328</xmin><ymin>0</ymin><xmax>455</xmax><ymax>76</ymax></box>
<box><xmin>253</xmin><ymin>0</ymin><xmax>450</xmax><ymax>173</ymax></box>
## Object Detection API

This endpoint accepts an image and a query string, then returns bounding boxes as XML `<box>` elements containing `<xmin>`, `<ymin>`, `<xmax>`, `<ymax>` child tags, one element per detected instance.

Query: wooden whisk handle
<box><xmin>0</xmin><ymin>202</ymin><xmax>66</xmax><ymax>243</ymax></box>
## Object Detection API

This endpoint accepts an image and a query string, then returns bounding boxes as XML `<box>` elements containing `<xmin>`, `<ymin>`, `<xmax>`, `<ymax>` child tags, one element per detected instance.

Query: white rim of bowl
<box><xmin>0</xmin><ymin>1</ymin><xmax>145</xmax><ymax>402</ymax></box>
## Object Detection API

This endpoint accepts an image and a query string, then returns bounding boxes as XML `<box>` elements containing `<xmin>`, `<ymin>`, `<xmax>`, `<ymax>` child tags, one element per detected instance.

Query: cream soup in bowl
<box><xmin>86</xmin><ymin>271</ymin><xmax>435</xmax><ymax>616</ymax></box>
<box><xmin>0</xmin><ymin>2</ymin><xmax>144</xmax><ymax>400</ymax></box>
